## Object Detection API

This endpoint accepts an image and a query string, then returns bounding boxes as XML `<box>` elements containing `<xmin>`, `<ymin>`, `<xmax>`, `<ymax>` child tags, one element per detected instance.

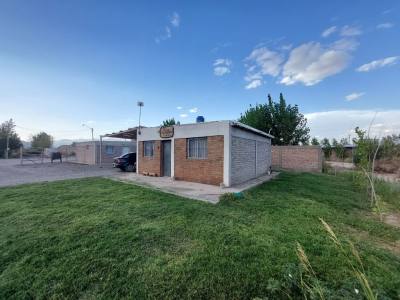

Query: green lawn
<box><xmin>0</xmin><ymin>173</ymin><xmax>399</xmax><ymax>299</ymax></box>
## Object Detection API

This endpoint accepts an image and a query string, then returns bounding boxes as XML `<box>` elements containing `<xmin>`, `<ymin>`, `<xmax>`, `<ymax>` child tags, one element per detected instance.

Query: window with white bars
<box><xmin>187</xmin><ymin>137</ymin><xmax>207</xmax><ymax>159</ymax></box>
<box><xmin>143</xmin><ymin>141</ymin><xmax>154</xmax><ymax>157</ymax></box>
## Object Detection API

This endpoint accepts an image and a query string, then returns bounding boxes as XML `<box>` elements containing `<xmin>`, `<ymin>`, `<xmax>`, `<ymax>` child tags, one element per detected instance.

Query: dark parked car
<box><xmin>113</xmin><ymin>152</ymin><xmax>136</xmax><ymax>172</ymax></box>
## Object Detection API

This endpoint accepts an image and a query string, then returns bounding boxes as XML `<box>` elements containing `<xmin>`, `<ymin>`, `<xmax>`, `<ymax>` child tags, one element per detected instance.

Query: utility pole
<box><xmin>137</xmin><ymin>101</ymin><xmax>144</xmax><ymax>135</ymax></box>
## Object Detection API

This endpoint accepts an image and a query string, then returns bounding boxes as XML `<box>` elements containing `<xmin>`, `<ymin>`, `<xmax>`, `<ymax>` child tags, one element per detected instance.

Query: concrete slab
<box><xmin>111</xmin><ymin>172</ymin><xmax>279</xmax><ymax>203</ymax></box>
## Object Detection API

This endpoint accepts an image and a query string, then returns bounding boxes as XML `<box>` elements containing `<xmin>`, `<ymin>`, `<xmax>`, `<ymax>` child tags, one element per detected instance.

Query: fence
<box><xmin>19</xmin><ymin>147</ymin><xmax>75</xmax><ymax>164</ymax></box>
<box><xmin>272</xmin><ymin>146</ymin><xmax>323</xmax><ymax>172</ymax></box>
<box><xmin>19</xmin><ymin>147</ymin><xmax>46</xmax><ymax>164</ymax></box>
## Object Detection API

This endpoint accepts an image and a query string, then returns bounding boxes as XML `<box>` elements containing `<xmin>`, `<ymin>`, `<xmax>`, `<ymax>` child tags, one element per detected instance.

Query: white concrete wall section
<box><xmin>137</xmin><ymin>121</ymin><xmax>230</xmax><ymax>141</ymax></box>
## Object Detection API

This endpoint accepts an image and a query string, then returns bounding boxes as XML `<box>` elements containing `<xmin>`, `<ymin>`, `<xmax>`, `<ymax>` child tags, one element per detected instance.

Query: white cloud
<box><xmin>345</xmin><ymin>92</ymin><xmax>365</xmax><ymax>101</ymax></box>
<box><xmin>356</xmin><ymin>56</ymin><xmax>399</xmax><ymax>72</ymax></box>
<box><xmin>377</xmin><ymin>22</ymin><xmax>394</xmax><ymax>29</ymax></box>
<box><xmin>244</xmin><ymin>36</ymin><xmax>358</xmax><ymax>88</ymax></box>
<box><xmin>382</xmin><ymin>8</ymin><xmax>393</xmax><ymax>15</ymax></box>
<box><xmin>330</xmin><ymin>38</ymin><xmax>359</xmax><ymax>51</ymax></box>
<box><xmin>281</xmin><ymin>44</ymin><xmax>293</xmax><ymax>51</ymax></box>
<box><xmin>245</xmin><ymin>79</ymin><xmax>262</xmax><ymax>89</ymax></box>
<box><xmin>213</xmin><ymin>58</ymin><xmax>232</xmax><ymax>76</ymax></box>
<box><xmin>305</xmin><ymin>110</ymin><xmax>400</xmax><ymax>140</ymax></box>
<box><xmin>155</xmin><ymin>12</ymin><xmax>180</xmax><ymax>43</ymax></box>
<box><xmin>214</xmin><ymin>58</ymin><xmax>232</xmax><ymax>66</ymax></box>
<box><xmin>244</xmin><ymin>47</ymin><xmax>283</xmax><ymax>89</ymax></box>
<box><xmin>340</xmin><ymin>25</ymin><xmax>362</xmax><ymax>37</ymax></box>
<box><xmin>176</xmin><ymin>106</ymin><xmax>183</xmax><ymax>110</ymax></box>
<box><xmin>189</xmin><ymin>107</ymin><xmax>198</xmax><ymax>113</ymax></box>
<box><xmin>214</xmin><ymin>66</ymin><xmax>230</xmax><ymax>76</ymax></box>
<box><xmin>179</xmin><ymin>113</ymin><xmax>188</xmax><ymax>118</ymax></box>
<box><xmin>170</xmin><ymin>12</ymin><xmax>180</xmax><ymax>27</ymax></box>
<box><xmin>322</xmin><ymin>26</ymin><xmax>337</xmax><ymax>37</ymax></box>
<box><xmin>280</xmin><ymin>42</ymin><xmax>351</xmax><ymax>86</ymax></box>
<box><xmin>246</xmin><ymin>47</ymin><xmax>283</xmax><ymax>77</ymax></box>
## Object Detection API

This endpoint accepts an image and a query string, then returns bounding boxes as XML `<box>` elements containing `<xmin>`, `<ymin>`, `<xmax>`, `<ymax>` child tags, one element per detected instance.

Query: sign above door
<box><xmin>160</xmin><ymin>126</ymin><xmax>174</xmax><ymax>138</ymax></box>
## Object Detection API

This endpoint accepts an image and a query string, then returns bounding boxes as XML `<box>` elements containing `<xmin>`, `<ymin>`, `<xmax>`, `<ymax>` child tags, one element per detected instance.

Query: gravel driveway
<box><xmin>0</xmin><ymin>159</ymin><xmax>118</xmax><ymax>187</ymax></box>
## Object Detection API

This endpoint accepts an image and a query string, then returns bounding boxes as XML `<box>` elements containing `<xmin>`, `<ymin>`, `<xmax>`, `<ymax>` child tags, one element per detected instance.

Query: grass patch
<box><xmin>1</xmin><ymin>173</ymin><xmax>400</xmax><ymax>299</ymax></box>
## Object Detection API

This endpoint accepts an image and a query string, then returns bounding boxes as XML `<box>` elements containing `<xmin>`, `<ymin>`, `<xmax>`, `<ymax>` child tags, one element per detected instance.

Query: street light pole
<box><xmin>137</xmin><ymin>101</ymin><xmax>144</xmax><ymax>135</ymax></box>
<box><xmin>82</xmin><ymin>123</ymin><xmax>95</xmax><ymax>164</ymax></box>
<box><xmin>82</xmin><ymin>124</ymin><xmax>94</xmax><ymax>141</ymax></box>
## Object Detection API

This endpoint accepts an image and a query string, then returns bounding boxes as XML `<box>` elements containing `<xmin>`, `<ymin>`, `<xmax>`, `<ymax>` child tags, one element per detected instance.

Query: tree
<box><xmin>31</xmin><ymin>132</ymin><xmax>53</xmax><ymax>149</ymax></box>
<box><xmin>380</xmin><ymin>134</ymin><xmax>400</xmax><ymax>159</ymax></box>
<box><xmin>162</xmin><ymin>118</ymin><xmax>179</xmax><ymax>127</ymax></box>
<box><xmin>239</xmin><ymin>93</ymin><xmax>310</xmax><ymax>145</ymax></box>
<box><xmin>352</xmin><ymin>127</ymin><xmax>379</xmax><ymax>167</ymax></box>
<box><xmin>321</xmin><ymin>138</ymin><xmax>332</xmax><ymax>159</ymax></box>
<box><xmin>311</xmin><ymin>137</ymin><xmax>320</xmax><ymax>145</ymax></box>
<box><xmin>0</xmin><ymin>119</ymin><xmax>22</xmax><ymax>158</ymax></box>
<box><xmin>332</xmin><ymin>138</ymin><xmax>345</xmax><ymax>160</ymax></box>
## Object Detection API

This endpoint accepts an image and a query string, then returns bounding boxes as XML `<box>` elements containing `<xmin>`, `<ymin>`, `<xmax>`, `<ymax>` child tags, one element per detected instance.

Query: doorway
<box><xmin>162</xmin><ymin>140</ymin><xmax>171</xmax><ymax>177</ymax></box>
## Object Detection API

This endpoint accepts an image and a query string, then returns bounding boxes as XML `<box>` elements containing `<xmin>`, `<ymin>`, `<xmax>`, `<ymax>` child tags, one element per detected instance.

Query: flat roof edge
<box><xmin>230</xmin><ymin>121</ymin><xmax>274</xmax><ymax>139</ymax></box>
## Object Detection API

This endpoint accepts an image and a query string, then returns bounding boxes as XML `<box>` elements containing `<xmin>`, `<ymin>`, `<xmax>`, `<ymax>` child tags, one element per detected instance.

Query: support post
<box><xmin>99</xmin><ymin>136</ymin><xmax>103</xmax><ymax>168</ymax></box>
<box><xmin>20</xmin><ymin>146</ymin><xmax>23</xmax><ymax>165</ymax></box>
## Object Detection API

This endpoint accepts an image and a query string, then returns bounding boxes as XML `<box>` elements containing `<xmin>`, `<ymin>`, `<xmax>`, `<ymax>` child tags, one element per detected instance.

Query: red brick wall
<box><xmin>138</xmin><ymin>140</ymin><xmax>162</xmax><ymax>176</ymax></box>
<box><xmin>272</xmin><ymin>146</ymin><xmax>323</xmax><ymax>172</ymax></box>
<box><xmin>174</xmin><ymin>136</ymin><xmax>224</xmax><ymax>185</ymax></box>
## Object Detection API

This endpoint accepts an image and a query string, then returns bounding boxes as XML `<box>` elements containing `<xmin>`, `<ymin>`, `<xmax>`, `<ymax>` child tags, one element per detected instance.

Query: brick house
<box><xmin>137</xmin><ymin>120</ymin><xmax>273</xmax><ymax>187</ymax></box>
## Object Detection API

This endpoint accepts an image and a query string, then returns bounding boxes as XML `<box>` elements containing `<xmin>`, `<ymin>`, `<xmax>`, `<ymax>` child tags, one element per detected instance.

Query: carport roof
<box><xmin>102</xmin><ymin>127</ymin><xmax>139</xmax><ymax>139</ymax></box>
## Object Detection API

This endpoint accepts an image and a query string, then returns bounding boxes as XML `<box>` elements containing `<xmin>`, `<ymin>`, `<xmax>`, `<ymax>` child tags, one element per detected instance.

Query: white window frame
<box><xmin>143</xmin><ymin>141</ymin><xmax>154</xmax><ymax>157</ymax></box>
<box><xmin>187</xmin><ymin>137</ymin><xmax>208</xmax><ymax>159</ymax></box>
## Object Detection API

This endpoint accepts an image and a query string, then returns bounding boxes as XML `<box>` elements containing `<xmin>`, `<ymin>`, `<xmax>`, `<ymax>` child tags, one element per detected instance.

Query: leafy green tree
<box><xmin>352</xmin><ymin>127</ymin><xmax>379</xmax><ymax>167</ymax></box>
<box><xmin>321</xmin><ymin>138</ymin><xmax>332</xmax><ymax>159</ymax></box>
<box><xmin>239</xmin><ymin>93</ymin><xmax>310</xmax><ymax>145</ymax></box>
<box><xmin>0</xmin><ymin>119</ymin><xmax>22</xmax><ymax>158</ymax></box>
<box><xmin>31</xmin><ymin>132</ymin><xmax>53</xmax><ymax>149</ymax></box>
<box><xmin>162</xmin><ymin>118</ymin><xmax>179</xmax><ymax>126</ymax></box>
<box><xmin>380</xmin><ymin>134</ymin><xmax>400</xmax><ymax>159</ymax></box>
<box><xmin>311</xmin><ymin>137</ymin><xmax>320</xmax><ymax>145</ymax></box>
<box><xmin>332</xmin><ymin>138</ymin><xmax>345</xmax><ymax>160</ymax></box>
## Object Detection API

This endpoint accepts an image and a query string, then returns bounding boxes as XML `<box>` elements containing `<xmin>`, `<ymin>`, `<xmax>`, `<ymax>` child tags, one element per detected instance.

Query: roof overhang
<box><xmin>102</xmin><ymin>127</ymin><xmax>139</xmax><ymax>140</ymax></box>
<box><xmin>230</xmin><ymin>121</ymin><xmax>274</xmax><ymax>139</ymax></box>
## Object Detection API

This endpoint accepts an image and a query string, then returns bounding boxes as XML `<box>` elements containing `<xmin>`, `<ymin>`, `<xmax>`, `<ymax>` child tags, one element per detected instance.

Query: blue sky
<box><xmin>0</xmin><ymin>0</ymin><xmax>399</xmax><ymax>141</ymax></box>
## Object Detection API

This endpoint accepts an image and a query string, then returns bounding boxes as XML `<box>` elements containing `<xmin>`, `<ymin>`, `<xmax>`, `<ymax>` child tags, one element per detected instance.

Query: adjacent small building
<box><xmin>72</xmin><ymin>141</ymin><xmax>136</xmax><ymax>165</ymax></box>
<box><xmin>137</xmin><ymin>120</ymin><xmax>273</xmax><ymax>187</ymax></box>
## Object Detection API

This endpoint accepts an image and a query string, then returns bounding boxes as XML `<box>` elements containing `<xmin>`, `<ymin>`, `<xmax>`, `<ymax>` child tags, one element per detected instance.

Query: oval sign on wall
<box><xmin>160</xmin><ymin>126</ymin><xmax>174</xmax><ymax>138</ymax></box>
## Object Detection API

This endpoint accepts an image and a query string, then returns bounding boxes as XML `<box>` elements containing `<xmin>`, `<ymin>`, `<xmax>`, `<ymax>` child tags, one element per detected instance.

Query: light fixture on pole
<box><xmin>82</xmin><ymin>123</ymin><xmax>94</xmax><ymax>141</ymax></box>
<box><xmin>137</xmin><ymin>101</ymin><xmax>144</xmax><ymax>135</ymax></box>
